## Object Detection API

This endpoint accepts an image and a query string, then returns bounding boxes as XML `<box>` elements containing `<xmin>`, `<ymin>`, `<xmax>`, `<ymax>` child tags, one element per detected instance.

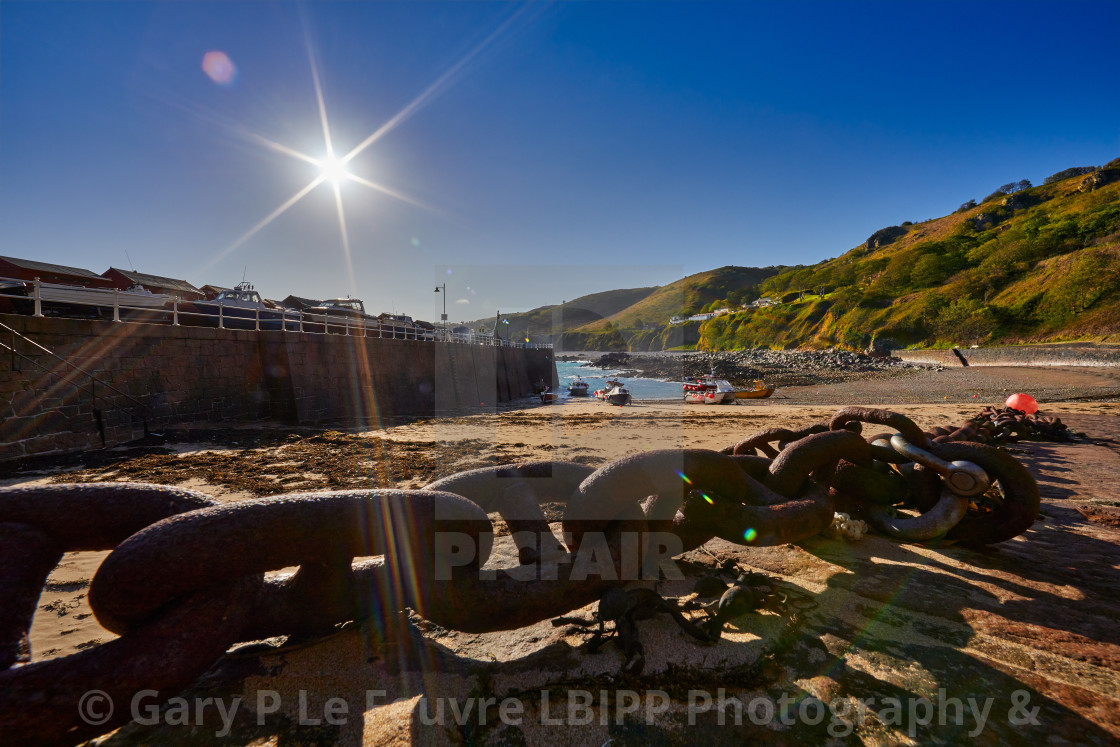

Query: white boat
<box><xmin>568</xmin><ymin>376</ymin><xmax>590</xmax><ymax>396</ymax></box>
<box><xmin>682</xmin><ymin>374</ymin><xmax>736</xmax><ymax>404</ymax></box>
<box><xmin>593</xmin><ymin>379</ymin><xmax>624</xmax><ymax>400</ymax></box>
<box><xmin>603</xmin><ymin>384</ymin><xmax>632</xmax><ymax>406</ymax></box>
<box><xmin>37</xmin><ymin>281</ymin><xmax>171</xmax><ymax>309</ymax></box>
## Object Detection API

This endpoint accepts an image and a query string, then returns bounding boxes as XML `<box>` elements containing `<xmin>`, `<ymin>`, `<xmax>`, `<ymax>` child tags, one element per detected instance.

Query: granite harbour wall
<box><xmin>0</xmin><ymin>314</ymin><xmax>555</xmax><ymax>462</ymax></box>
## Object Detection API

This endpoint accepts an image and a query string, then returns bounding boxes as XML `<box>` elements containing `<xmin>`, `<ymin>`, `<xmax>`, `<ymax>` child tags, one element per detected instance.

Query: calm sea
<box><xmin>554</xmin><ymin>360</ymin><xmax>684</xmax><ymax>401</ymax></box>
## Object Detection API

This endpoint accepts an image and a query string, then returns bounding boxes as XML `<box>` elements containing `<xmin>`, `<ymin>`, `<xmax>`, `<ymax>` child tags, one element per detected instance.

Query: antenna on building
<box><xmin>125</xmin><ymin>251</ymin><xmax>136</xmax><ymax>272</ymax></box>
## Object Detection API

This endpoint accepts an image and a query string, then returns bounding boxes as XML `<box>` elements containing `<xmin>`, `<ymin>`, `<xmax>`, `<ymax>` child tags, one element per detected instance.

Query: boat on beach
<box><xmin>568</xmin><ymin>376</ymin><xmax>590</xmax><ymax>396</ymax></box>
<box><xmin>603</xmin><ymin>384</ymin><xmax>632</xmax><ymax>406</ymax></box>
<box><xmin>593</xmin><ymin>379</ymin><xmax>625</xmax><ymax>400</ymax></box>
<box><xmin>734</xmin><ymin>380</ymin><xmax>775</xmax><ymax>399</ymax></box>
<box><xmin>682</xmin><ymin>374</ymin><xmax>737</xmax><ymax>404</ymax></box>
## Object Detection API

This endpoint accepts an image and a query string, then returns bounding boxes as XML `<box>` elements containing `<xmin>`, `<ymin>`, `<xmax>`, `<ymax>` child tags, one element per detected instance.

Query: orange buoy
<box><xmin>1005</xmin><ymin>392</ymin><xmax>1038</xmax><ymax>414</ymax></box>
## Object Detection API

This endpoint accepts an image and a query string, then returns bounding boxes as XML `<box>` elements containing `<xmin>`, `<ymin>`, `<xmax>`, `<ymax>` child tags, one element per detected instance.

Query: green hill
<box><xmin>463</xmin><ymin>286</ymin><xmax>658</xmax><ymax>341</ymax></box>
<box><xmin>697</xmin><ymin>158</ymin><xmax>1120</xmax><ymax>350</ymax></box>
<box><xmin>574</xmin><ymin>265</ymin><xmax>790</xmax><ymax>332</ymax></box>
<box><xmin>469</xmin><ymin>159</ymin><xmax>1120</xmax><ymax>352</ymax></box>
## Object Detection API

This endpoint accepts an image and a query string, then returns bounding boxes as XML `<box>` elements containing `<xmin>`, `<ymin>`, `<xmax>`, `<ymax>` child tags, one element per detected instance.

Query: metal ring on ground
<box><xmin>563</xmin><ymin>449</ymin><xmax>749</xmax><ymax>552</ymax></box>
<box><xmin>864</xmin><ymin>488</ymin><xmax>969</xmax><ymax>541</ymax></box>
<box><xmin>0</xmin><ymin>577</ymin><xmax>258</xmax><ymax>747</ymax></box>
<box><xmin>929</xmin><ymin>441</ymin><xmax>1040</xmax><ymax>545</ymax></box>
<box><xmin>0</xmin><ymin>483</ymin><xmax>219</xmax><ymax>671</ymax></box>
<box><xmin>89</xmin><ymin>489</ymin><xmax>492</xmax><ymax>635</ymax></box>
<box><xmin>829</xmin><ymin>407</ymin><xmax>929</xmax><ymax>448</ymax></box>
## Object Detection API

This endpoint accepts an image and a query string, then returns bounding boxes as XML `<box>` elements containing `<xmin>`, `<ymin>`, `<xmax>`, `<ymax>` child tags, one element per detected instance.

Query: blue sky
<box><xmin>1</xmin><ymin>0</ymin><xmax>1117</xmax><ymax>322</ymax></box>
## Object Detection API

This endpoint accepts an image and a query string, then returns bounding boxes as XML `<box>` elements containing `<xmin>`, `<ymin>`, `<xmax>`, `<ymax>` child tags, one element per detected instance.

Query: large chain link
<box><xmin>0</xmin><ymin>407</ymin><xmax>1042</xmax><ymax>744</ymax></box>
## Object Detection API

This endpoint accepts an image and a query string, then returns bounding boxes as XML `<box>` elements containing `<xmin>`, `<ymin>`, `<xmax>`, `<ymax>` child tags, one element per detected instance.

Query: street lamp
<box><xmin>434</xmin><ymin>284</ymin><xmax>447</xmax><ymax>339</ymax></box>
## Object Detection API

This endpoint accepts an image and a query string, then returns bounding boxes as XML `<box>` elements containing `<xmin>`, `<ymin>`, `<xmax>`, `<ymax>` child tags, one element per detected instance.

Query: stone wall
<box><xmin>891</xmin><ymin>345</ymin><xmax>1120</xmax><ymax>368</ymax></box>
<box><xmin>0</xmin><ymin>314</ymin><xmax>554</xmax><ymax>461</ymax></box>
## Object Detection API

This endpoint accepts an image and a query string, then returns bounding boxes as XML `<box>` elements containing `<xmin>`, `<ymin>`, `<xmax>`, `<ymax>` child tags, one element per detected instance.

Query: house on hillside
<box><xmin>0</xmin><ymin>256</ymin><xmax>115</xmax><ymax>288</ymax></box>
<box><xmin>102</xmin><ymin>268</ymin><xmax>204</xmax><ymax>301</ymax></box>
<box><xmin>688</xmin><ymin>312</ymin><xmax>716</xmax><ymax>322</ymax></box>
<box><xmin>669</xmin><ymin>315</ymin><xmax>687</xmax><ymax>325</ymax></box>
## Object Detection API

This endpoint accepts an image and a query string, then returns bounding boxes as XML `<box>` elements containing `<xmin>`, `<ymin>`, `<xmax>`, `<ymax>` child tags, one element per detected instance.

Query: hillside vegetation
<box><xmin>463</xmin><ymin>286</ymin><xmax>657</xmax><ymax>339</ymax></box>
<box><xmin>558</xmin><ymin>265</ymin><xmax>789</xmax><ymax>349</ymax></box>
<box><xmin>484</xmin><ymin>160</ymin><xmax>1120</xmax><ymax>352</ymax></box>
<box><xmin>699</xmin><ymin>159</ymin><xmax>1120</xmax><ymax>351</ymax></box>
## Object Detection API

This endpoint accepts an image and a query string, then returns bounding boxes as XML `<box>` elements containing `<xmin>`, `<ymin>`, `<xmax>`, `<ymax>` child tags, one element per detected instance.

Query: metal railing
<box><xmin>0</xmin><ymin>319</ymin><xmax>150</xmax><ymax>442</ymax></box>
<box><xmin>0</xmin><ymin>275</ymin><xmax>552</xmax><ymax>349</ymax></box>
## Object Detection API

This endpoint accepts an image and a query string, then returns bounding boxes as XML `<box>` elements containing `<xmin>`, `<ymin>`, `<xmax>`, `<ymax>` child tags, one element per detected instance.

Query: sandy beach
<box><xmin>7</xmin><ymin>364</ymin><xmax>1120</xmax><ymax>743</ymax></box>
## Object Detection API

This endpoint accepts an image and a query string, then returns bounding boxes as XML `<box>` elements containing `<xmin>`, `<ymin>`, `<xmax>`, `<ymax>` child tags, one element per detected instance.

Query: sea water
<box><xmin>554</xmin><ymin>360</ymin><xmax>684</xmax><ymax>401</ymax></box>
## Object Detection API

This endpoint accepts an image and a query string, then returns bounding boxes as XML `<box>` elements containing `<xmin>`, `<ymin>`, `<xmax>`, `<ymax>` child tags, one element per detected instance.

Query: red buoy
<box><xmin>1005</xmin><ymin>392</ymin><xmax>1038</xmax><ymax>414</ymax></box>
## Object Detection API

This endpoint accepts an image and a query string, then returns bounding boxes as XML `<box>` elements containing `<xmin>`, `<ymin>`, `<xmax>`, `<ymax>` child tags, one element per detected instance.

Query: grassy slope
<box><xmin>699</xmin><ymin>167</ymin><xmax>1120</xmax><ymax>350</ymax></box>
<box><xmin>462</xmin><ymin>286</ymin><xmax>658</xmax><ymax>336</ymax></box>
<box><xmin>573</xmin><ymin>265</ymin><xmax>789</xmax><ymax>333</ymax></box>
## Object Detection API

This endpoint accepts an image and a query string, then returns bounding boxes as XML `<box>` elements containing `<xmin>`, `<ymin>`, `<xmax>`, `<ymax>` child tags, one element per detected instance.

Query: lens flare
<box><xmin>201</xmin><ymin>51</ymin><xmax>237</xmax><ymax>86</ymax></box>
<box><xmin>676</xmin><ymin>470</ymin><xmax>692</xmax><ymax>485</ymax></box>
<box><xmin>743</xmin><ymin>528</ymin><xmax>758</xmax><ymax>542</ymax></box>
<box><xmin>701</xmin><ymin>493</ymin><xmax>714</xmax><ymax>505</ymax></box>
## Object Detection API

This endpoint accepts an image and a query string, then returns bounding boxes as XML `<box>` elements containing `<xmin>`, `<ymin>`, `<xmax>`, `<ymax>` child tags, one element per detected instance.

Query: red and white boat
<box><xmin>682</xmin><ymin>375</ymin><xmax>736</xmax><ymax>404</ymax></box>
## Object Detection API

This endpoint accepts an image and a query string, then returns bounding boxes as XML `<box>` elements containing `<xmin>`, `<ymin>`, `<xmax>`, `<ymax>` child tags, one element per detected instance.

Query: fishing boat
<box><xmin>603</xmin><ymin>384</ymin><xmax>632</xmax><ymax>406</ymax></box>
<box><xmin>593</xmin><ymin>379</ymin><xmax>624</xmax><ymax>400</ymax></box>
<box><xmin>539</xmin><ymin>387</ymin><xmax>559</xmax><ymax>404</ymax></box>
<box><xmin>568</xmin><ymin>376</ymin><xmax>590</xmax><ymax>396</ymax></box>
<box><xmin>682</xmin><ymin>374</ymin><xmax>737</xmax><ymax>405</ymax></box>
<box><xmin>734</xmin><ymin>380</ymin><xmax>775</xmax><ymax>399</ymax></box>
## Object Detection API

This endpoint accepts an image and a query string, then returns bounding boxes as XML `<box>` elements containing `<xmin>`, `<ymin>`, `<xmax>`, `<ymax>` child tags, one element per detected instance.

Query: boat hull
<box><xmin>734</xmin><ymin>387</ymin><xmax>775</xmax><ymax>399</ymax></box>
<box><xmin>186</xmin><ymin>302</ymin><xmax>297</xmax><ymax>331</ymax></box>
<box><xmin>683</xmin><ymin>393</ymin><xmax>735</xmax><ymax>404</ymax></box>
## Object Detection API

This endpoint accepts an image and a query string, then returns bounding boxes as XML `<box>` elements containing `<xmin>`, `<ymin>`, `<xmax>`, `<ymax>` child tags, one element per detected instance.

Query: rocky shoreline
<box><xmin>572</xmin><ymin>349</ymin><xmax>930</xmax><ymax>388</ymax></box>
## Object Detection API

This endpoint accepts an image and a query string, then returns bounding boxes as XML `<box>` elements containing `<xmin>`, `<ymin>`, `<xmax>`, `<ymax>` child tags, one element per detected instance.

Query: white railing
<box><xmin>0</xmin><ymin>275</ymin><xmax>553</xmax><ymax>349</ymax></box>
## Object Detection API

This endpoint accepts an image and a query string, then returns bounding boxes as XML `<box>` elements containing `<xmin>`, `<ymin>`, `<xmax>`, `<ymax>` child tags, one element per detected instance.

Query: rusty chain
<box><xmin>0</xmin><ymin>407</ymin><xmax>1043</xmax><ymax>744</ymax></box>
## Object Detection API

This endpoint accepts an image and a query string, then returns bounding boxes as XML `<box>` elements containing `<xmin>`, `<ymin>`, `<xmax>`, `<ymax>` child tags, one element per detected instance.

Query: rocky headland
<box><xmin>581</xmin><ymin>349</ymin><xmax>929</xmax><ymax>387</ymax></box>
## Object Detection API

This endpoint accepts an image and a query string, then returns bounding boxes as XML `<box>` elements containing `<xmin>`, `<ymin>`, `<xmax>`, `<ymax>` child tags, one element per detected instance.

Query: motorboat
<box><xmin>603</xmin><ymin>384</ymin><xmax>632</xmax><ymax>406</ymax></box>
<box><xmin>303</xmin><ymin>297</ymin><xmax>378</xmax><ymax>334</ymax></box>
<box><xmin>734</xmin><ymin>380</ymin><xmax>775</xmax><ymax>399</ymax></box>
<box><xmin>682</xmin><ymin>374</ymin><xmax>737</xmax><ymax>404</ymax></box>
<box><xmin>189</xmin><ymin>282</ymin><xmax>297</xmax><ymax>330</ymax></box>
<box><xmin>539</xmin><ymin>387</ymin><xmax>559</xmax><ymax>404</ymax></box>
<box><xmin>36</xmin><ymin>281</ymin><xmax>172</xmax><ymax>309</ymax></box>
<box><xmin>593</xmin><ymin>378</ymin><xmax>624</xmax><ymax>400</ymax></box>
<box><xmin>568</xmin><ymin>376</ymin><xmax>590</xmax><ymax>396</ymax></box>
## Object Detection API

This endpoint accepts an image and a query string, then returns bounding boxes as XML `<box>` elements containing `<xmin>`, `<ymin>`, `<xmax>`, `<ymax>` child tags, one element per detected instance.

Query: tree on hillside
<box><xmin>957</xmin><ymin>199</ymin><xmax>978</xmax><ymax>213</ymax></box>
<box><xmin>983</xmin><ymin>180</ymin><xmax>1032</xmax><ymax>202</ymax></box>
<box><xmin>1043</xmin><ymin>166</ymin><xmax>1096</xmax><ymax>185</ymax></box>
<box><xmin>934</xmin><ymin>298</ymin><xmax>997</xmax><ymax>345</ymax></box>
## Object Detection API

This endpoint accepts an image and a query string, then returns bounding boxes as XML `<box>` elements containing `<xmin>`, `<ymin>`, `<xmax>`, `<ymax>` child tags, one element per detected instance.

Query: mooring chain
<box><xmin>0</xmin><ymin>407</ymin><xmax>1042</xmax><ymax>745</ymax></box>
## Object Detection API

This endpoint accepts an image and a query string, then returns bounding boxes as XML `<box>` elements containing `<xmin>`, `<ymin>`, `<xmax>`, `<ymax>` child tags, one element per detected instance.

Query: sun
<box><xmin>210</xmin><ymin>4</ymin><xmax>535</xmax><ymax>273</ymax></box>
<box><xmin>318</xmin><ymin>155</ymin><xmax>350</xmax><ymax>185</ymax></box>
